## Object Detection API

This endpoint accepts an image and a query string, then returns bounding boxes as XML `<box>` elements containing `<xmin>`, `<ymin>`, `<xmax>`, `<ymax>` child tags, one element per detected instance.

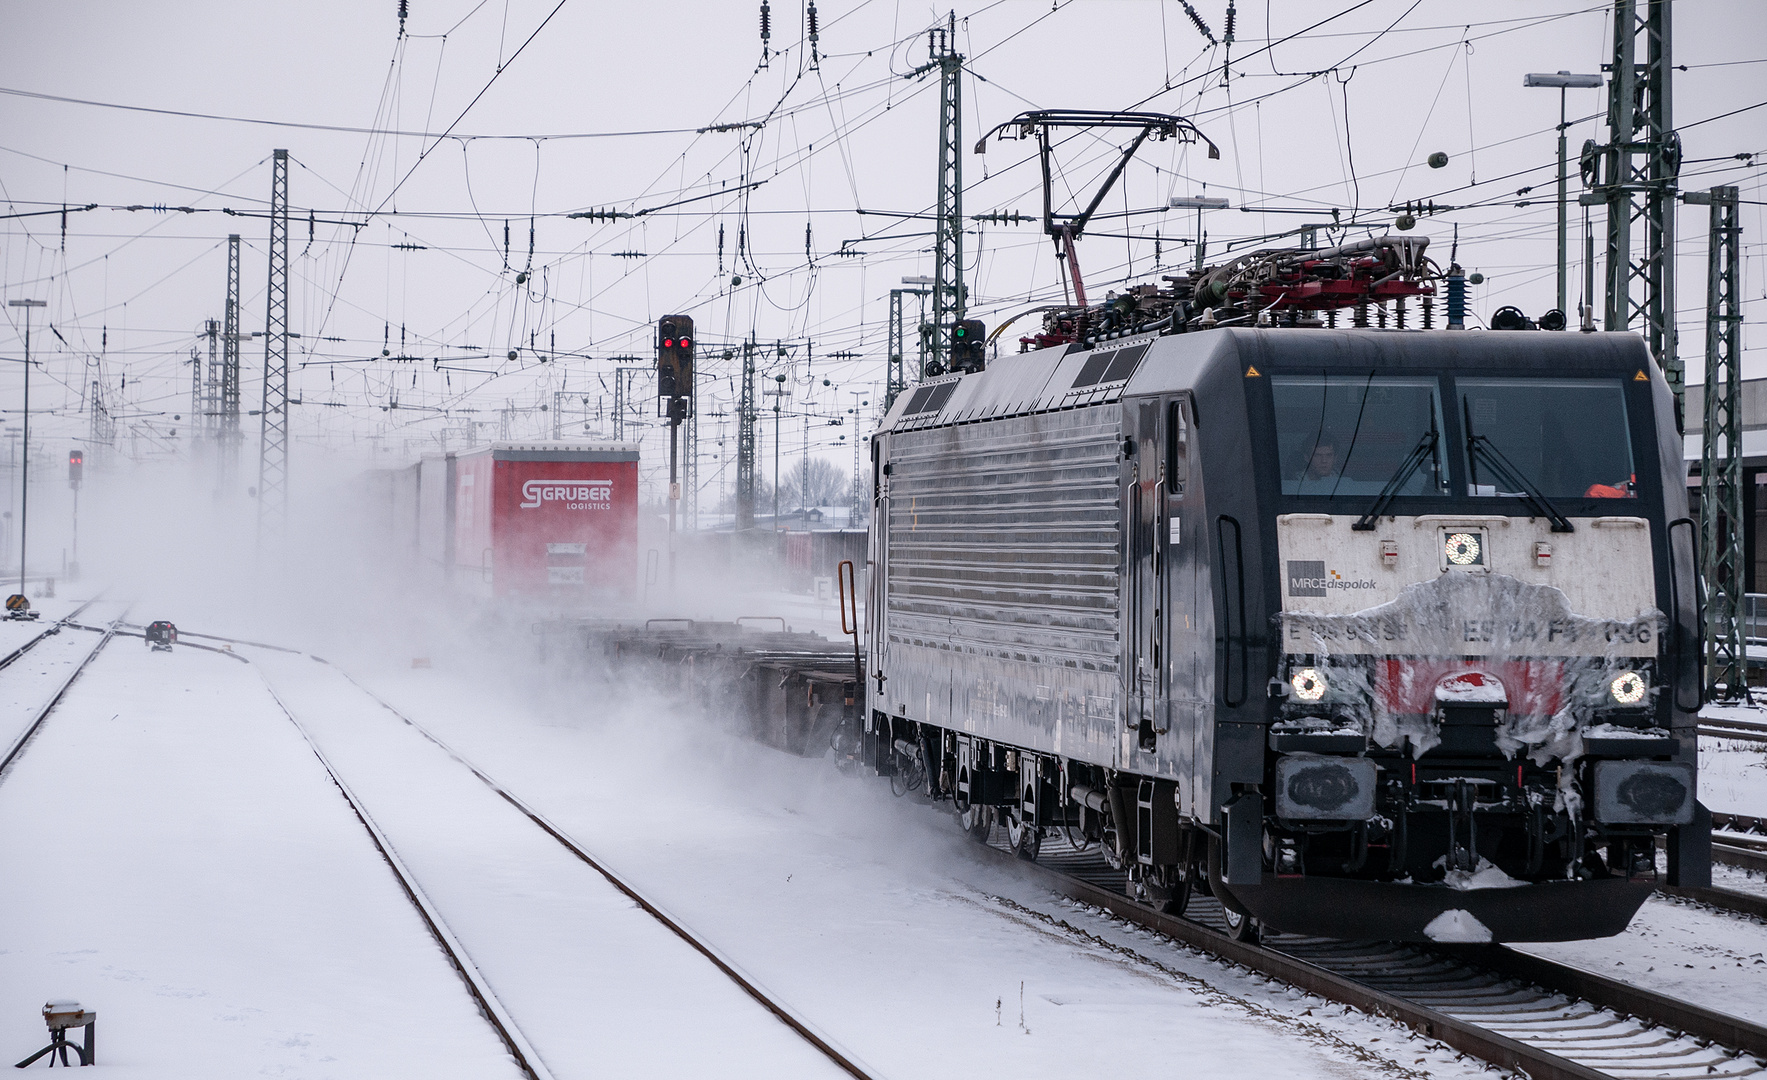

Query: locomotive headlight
<box><xmin>1444</xmin><ymin>531</ymin><xmax>1482</xmax><ymax>566</ymax></box>
<box><xmin>1290</xmin><ymin>667</ymin><xmax>1328</xmax><ymax>702</ymax></box>
<box><xmin>1610</xmin><ymin>671</ymin><xmax>1647</xmax><ymax>705</ymax></box>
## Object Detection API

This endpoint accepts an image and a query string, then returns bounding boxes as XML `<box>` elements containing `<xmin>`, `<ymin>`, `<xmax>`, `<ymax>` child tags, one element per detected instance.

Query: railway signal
<box><xmin>67</xmin><ymin>449</ymin><xmax>82</xmax><ymax>489</ymax></box>
<box><xmin>656</xmin><ymin>315</ymin><xmax>696</xmax><ymax>593</ymax></box>
<box><xmin>656</xmin><ymin>315</ymin><xmax>694</xmax><ymax>409</ymax></box>
<box><xmin>951</xmin><ymin>319</ymin><xmax>987</xmax><ymax>373</ymax></box>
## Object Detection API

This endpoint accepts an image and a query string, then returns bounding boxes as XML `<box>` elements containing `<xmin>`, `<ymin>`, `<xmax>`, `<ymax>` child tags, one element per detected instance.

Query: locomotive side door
<box><xmin>1160</xmin><ymin>396</ymin><xmax>1208</xmax><ymax>810</ymax></box>
<box><xmin>1130</xmin><ymin>401</ymin><xmax>1161</xmax><ymax>748</ymax></box>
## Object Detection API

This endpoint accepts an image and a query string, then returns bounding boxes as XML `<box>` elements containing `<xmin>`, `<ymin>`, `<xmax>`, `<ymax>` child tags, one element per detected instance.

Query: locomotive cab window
<box><xmin>1457</xmin><ymin>378</ymin><xmax>1635</xmax><ymax>499</ymax></box>
<box><xmin>1272</xmin><ymin>375</ymin><xmax>1448</xmax><ymax>497</ymax></box>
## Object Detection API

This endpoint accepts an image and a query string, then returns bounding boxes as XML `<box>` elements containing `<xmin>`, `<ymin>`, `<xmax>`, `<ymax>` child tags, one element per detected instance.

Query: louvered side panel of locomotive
<box><xmin>881</xmin><ymin>406</ymin><xmax>1125</xmax><ymax>765</ymax></box>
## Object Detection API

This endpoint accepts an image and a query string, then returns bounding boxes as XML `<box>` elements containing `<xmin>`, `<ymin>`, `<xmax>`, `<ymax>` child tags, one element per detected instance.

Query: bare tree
<box><xmin>781</xmin><ymin>457</ymin><xmax>848</xmax><ymax>509</ymax></box>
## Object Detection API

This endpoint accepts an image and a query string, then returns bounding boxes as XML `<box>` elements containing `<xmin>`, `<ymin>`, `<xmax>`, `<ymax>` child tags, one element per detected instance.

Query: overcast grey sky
<box><xmin>1</xmin><ymin>0</ymin><xmax>1762</xmax><ymax>501</ymax></box>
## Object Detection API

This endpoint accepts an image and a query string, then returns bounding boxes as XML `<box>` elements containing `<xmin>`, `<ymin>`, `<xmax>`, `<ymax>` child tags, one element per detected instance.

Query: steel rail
<box><xmin>1661</xmin><ymin>882</ymin><xmax>1767</xmax><ymax>921</ymax></box>
<box><xmin>980</xmin><ymin>839</ymin><xmax>1767</xmax><ymax>1079</ymax></box>
<box><xmin>253</xmin><ymin>672</ymin><xmax>556</xmax><ymax>1080</ymax></box>
<box><xmin>977</xmin><ymin>844</ymin><xmax>1610</xmax><ymax>1080</ymax></box>
<box><xmin>304</xmin><ymin>656</ymin><xmax>883</xmax><ymax>1080</ymax></box>
<box><xmin>1700</xmin><ymin>722</ymin><xmax>1767</xmax><ymax>745</ymax></box>
<box><xmin>0</xmin><ymin>608</ymin><xmax>125</xmax><ymax>780</ymax></box>
<box><xmin>0</xmin><ymin>596</ymin><xmax>103</xmax><ymax>672</ymax></box>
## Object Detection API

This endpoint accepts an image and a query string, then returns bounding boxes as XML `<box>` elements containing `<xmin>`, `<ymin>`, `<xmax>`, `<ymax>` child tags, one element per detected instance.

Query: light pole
<box><xmin>8</xmin><ymin>298</ymin><xmax>45</xmax><ymax>599</ymax></box>
<box><xmin>1524</xmin><ymin>71</ymin><xmax>1604</xmax><ymax>317</ymax></box>
<box><xmin>1169</xmin><ymin>195</ymin><xmax>1231</xmax><ymax>272</ymax></box>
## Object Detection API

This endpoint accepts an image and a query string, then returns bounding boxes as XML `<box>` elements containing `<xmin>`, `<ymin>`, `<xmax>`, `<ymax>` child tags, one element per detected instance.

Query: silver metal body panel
<box><xmin>878</xmin><ymin>406</ymin><xmax>1129</xmax><ymax>767</ymax></box>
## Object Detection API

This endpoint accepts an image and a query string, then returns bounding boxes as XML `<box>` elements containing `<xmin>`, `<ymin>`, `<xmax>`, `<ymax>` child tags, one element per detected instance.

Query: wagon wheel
<box><xmin>1004</xmin><ymin>806</ymin><xmax>1042</xmax><ymax>861</ymax></box>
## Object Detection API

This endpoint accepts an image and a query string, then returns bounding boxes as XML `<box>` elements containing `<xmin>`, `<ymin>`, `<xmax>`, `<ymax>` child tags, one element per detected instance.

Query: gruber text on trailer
<box><xmin>520</xmin><ymin>480</ymin><xmax>613</xmax><ymax>511</ymax></box>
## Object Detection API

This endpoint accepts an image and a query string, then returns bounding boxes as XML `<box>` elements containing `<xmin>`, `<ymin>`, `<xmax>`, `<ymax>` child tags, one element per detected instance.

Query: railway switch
<box><xmin>14</xmin><ymin>1000</ymin><xmax>96</xmax><ymax>1068</ymax></box>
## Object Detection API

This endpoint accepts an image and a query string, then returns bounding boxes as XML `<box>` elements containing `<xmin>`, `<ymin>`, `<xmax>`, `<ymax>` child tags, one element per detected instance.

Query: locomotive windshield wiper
<box><xmin>1351</xmin><ymin>425</ymin><xmax>1439</xmax><ymax>531</ymax></box>
<box><xmin>1462</xmin><ymin>398</ymin><xmax>1575</xmax><ymax>533</ymax></box>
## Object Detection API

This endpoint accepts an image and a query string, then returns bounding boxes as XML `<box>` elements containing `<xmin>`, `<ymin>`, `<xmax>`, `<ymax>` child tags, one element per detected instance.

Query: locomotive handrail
<box><xmin>837</xmin><ymin>560</ymin><xmax>864</xmax><ymax>696</ymax></box>
<box><xmin>1409</xmin><ymin>514</ymin><xmax>1514</xmax><ymax>528</ymax></box>
<box><xmin>1667</xmin><ymin>517</ymin><xmax>1702</xmax><ymax>713</ymax></box>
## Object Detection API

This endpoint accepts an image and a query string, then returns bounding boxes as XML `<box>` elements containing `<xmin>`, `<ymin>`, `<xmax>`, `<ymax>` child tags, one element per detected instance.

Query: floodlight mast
<box><xmin>1524</xmin><ymin>71</ymin><xmax>1604</xmax><ymax>316</ymax></box>
<box><xmin>1170</xmin><ymin>195</ymin><xmax>1232</xmax><ymax>272</ymax></box>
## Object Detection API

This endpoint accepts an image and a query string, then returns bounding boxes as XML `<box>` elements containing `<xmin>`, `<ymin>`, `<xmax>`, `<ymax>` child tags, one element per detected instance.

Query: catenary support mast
<box><xmin>1594</xmin><ymin>1</ymin><xmax>1678</xmax><ymax>417</ymax></box>
<box><xmin>258</xmin><ymin>150</ymin><xmax>290</xmax><ymax>540</ymax></box>
<box><xmin>1694</xmin><ymin>185</ymin><xmax>1744</xmax><ymax>700</ymax></box>
<box><xmin>221</xmin><ymin>234</ymin><xmax>242</xmax><ymax>490</ymax></box>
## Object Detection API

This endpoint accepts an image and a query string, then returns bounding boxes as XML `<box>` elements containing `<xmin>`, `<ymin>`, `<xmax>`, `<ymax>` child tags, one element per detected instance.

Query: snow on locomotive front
<box><xmin>1225</xmin><ymin>329</ymin><xmax>1704</xmax><ymax>941</ymax></box>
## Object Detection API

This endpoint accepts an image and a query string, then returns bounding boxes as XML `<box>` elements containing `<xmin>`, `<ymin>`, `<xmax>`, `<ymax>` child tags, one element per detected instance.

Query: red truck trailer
<box><xmin>450</xmin><ymin>441</ymin><xmax>640</xmax><ymax>602</ymax></box>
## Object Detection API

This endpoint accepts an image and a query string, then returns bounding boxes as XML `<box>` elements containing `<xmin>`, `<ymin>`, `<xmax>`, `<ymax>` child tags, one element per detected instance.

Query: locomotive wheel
<box><xmin>1206</xmin><ymin>834</ymin><xmax>1260</xmax><ymax>941</ymax></box>
<box><xmin>1006</xmin><ymin>815</ymin><xmax>1040</xmax><ymax>860</ymax></box>
<box><xmin>1133</xmin><ymin>864</ymin><xmax>1193</xmax><ymax>916</ymax></box>
<box><xmin>958</xmin><ymin>803</ymin><xmax>993</xmax><ymax>842</ymax></box>
<box><xmin>1220</xmin><ymin>904</ymin><xmax>1261</xmax><ymax>943</ymax></box>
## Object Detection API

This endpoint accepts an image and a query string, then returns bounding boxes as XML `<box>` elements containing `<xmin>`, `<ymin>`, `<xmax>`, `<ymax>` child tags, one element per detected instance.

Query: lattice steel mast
<box><xmin>1695</xmin><ymin>185</ymin><xmax>1744</xmax><ymax>700</ymax></box>
<box><xmin>903</xmin><ymin>15</ymin><xmax>964</xmax><ymax>374</ymax></box>
<box><xmin>220</xmin><ymin>234</ymin><xmax>243</xmax><ymax>491</ymax></box>
<box><xmin>258</xmin><ymin>150</ymin><xmax>290</xmax><ymax>538</ymax></box>
<box><xmin>736</xmin><ymin>338</ymin><xmax>757</xmax><ymax>531</ymax></box>
<box><xmin>887</xmin><ymin>290</ymin><xmax>905</xmax><ymax>407</ymax></box>
<box><xmin>203</xmin><ymin>319</ymin><xmax>220</xmax><ymax>443</ymax></box>
<box><xmin>1591</xmin><ymin>1</ymin><xmax>1679</xmax><ymax>415</ymax></box>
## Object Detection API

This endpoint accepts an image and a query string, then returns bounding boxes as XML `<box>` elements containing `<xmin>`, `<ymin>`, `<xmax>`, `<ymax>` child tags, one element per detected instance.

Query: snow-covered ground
<box><xmin>0</xmin><ymin>607</ymin><xmax>124</xmax><ymax>756</ymax></box>
<box><xmin>8</xmin><ymin>583</ymin><xmax>1767</xmax><ymax>1078</ymax></box>
<box><xmin>0</xmin><ymin>633</ymin><xmax>520</xmax><ymax>1078</ymax></box>
<box><xmin>1698</xmin><ymin>702</ymin><xmax>1767</xmax><ymax>818</ymax></box>
<box><xmin>339</xmin><ymin>649</ymin><xmax>1500</xmax><ymax>1080</ymax></box>
<box><xmin>253</xmin><ymin>651</ymin><xmax>853</xmax><ymax>1080</ymax></box>
<box><xmin>1517</xmin><ymin>890</ymin><xmax>1767</xmax><ymax>1025</ymax></box>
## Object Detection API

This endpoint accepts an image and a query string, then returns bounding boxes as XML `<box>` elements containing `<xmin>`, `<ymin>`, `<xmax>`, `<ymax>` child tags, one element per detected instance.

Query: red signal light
<box><xmin>679</xmin><ymin>337</ymin><xmax>691</xmax><ymax>348</ymax></box>
<box><xmin>663</xmin><ymin>338</ymin><xmax>675</xmax><ymax>348</ymax></box>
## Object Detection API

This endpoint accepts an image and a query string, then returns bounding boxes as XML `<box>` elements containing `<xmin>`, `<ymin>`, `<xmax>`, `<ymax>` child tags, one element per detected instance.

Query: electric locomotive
<box><xmin>862</xmin><ymin>245</ymin><xmax>1705</xmax><ymax>943</ymax></box>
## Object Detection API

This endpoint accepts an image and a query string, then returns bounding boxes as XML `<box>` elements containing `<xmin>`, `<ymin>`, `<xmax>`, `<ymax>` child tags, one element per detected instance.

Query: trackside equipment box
<box><xmin>451</xmin><ymin>441</ymin><xmax>640</xmax><ymax>601</ymax></box>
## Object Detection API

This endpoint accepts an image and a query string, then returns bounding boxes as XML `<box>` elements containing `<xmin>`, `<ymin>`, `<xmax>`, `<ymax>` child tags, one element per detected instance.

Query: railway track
<box><xmin>1711</xmin><ymin>812</ymin><xmax>1767</xmax><ymax>875</ymax></box>
<box><xmin>973</xmin><ymin>827</ymin><xmax>1767</xmax><ymax>1080</ymax></box>
<box><xmin>1699</xmin><ymin>715</ymin><xmax>1767</xmax><ymax>745</ymax></box>
<box><xmin>246</xmin><ymin>650</ymin><xmax>880</xmax><ymax>1080</ymax></box>
<box><xmin>254</xmin><ymin>674</ymin><xmax>556</xmax><ymax>1080</ymax></box>
<box><xmin>0</xmin><ymin>601</ymin><xmax>124</xmax><ymax>779</ymax></box>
